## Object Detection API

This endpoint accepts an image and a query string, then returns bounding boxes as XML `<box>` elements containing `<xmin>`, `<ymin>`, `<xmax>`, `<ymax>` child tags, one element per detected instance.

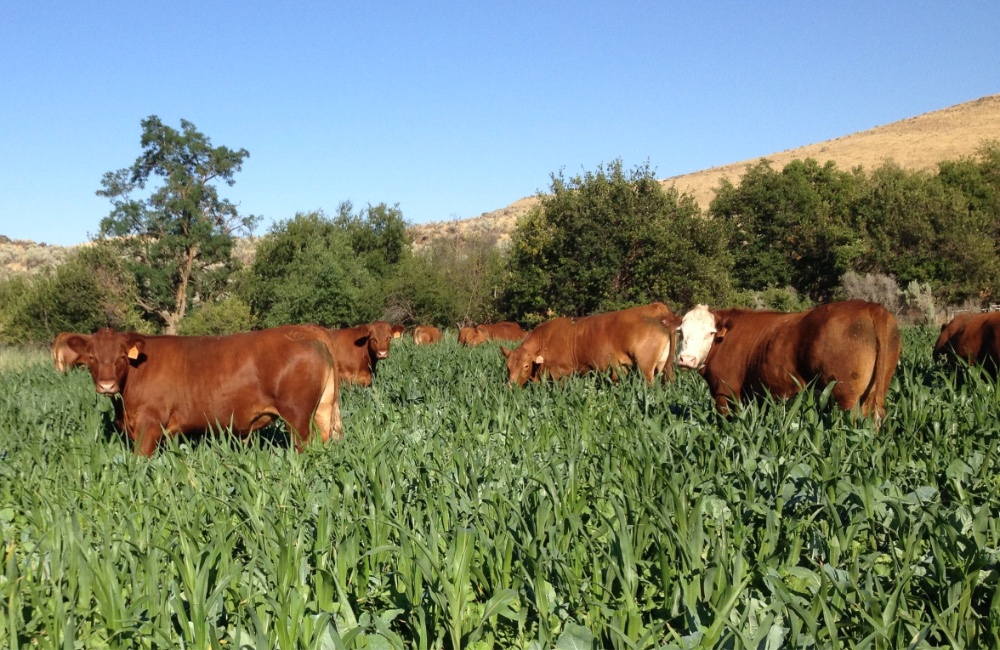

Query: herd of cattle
<box><xmin>49</xmin><ymin>301</ymin><xmax>1000</xmax><ymax>456</ymax></box>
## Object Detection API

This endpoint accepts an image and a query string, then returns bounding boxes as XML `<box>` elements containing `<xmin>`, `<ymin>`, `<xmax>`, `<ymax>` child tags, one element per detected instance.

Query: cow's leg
<box><xmin>634</xmin><ymin>341</ymin><xmax>668</xmax><ymax>385</ymax></box>
<box><xmin>313</xmin><ymin>373</ymin><xmax>344</xmax><ymax>442</ymax></box>
<box><xmin>132</xmin><ymin>423</ymin><xmax>163</xmax><ymax>457</ymax></box>
<box><xmin>312</xmin><ymin>367</ymin><xmax>343</xmax><ymax>443</ymax></box>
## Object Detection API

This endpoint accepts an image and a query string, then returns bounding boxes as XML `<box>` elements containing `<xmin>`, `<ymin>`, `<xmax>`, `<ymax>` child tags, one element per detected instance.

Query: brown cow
<box><xmin>63</xmin><ymin>326</ymin><xmax>342</xmax><ymax>455</ymax></box>
<box><xmin>676</xmin><ymin>300</ymin><xmax>901</xmax><ymax>420</ymax></box>
<box><xmin>500</xmin><ymin>306</ymin><xmax>677</xmax><ymax>386</ymax></box>
<box><xmin>458</xmin><ymin>326</ymin><xmax>483</xmax><ymax>346</ymax></box>
<box><xmin>391</xmin><ymin>324</ymin><xmax>405</xmax><ymax>340</ymax></box>
<box><xmin>52</xmin><ymin>332</ymin><xmax>89</xmax><ymax>372</ymax></box>
<box><xmin>326</xmin><ymin>320</ymin><xmax>394</xmax><ymax>386</ymax></box>
<box><xmin>460</xmin><ymin>321</ymin><xmax>527</xmax><ymax>347</ymax></box>
<box><xmin>933</xmin><ymin>311</ymin><xmax>1000</xmax><ymax>378</ymax></box>
<box><xmin>413</xmin><ymin>325</ymin><xmax>442</xmax><ymax>345</ymax></box>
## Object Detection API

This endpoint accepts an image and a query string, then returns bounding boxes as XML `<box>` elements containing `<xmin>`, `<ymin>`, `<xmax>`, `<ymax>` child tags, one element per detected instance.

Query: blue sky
<box><xmin>2</xmin><ymin>2</ymin><xmax>998</xmax><ymax>247</ymax></box>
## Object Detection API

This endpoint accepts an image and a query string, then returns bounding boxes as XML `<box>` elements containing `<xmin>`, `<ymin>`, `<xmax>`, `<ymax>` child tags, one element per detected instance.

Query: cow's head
<box><xmin>676</xmin><ymin>305</ymin><xmax>725</xmax><ymax>370</ymax></box>
<box><xmin>66</xmin><ymin>328</ymin><xmax>145</xmax><ymax>395</ymax></box>
<box><xmin>471</xmin><ymin>326</ymin><xmax>492</xmax><ymax>345</ymax></box>
<box><xmin>501</xmin><ymin>345</ymin><xmax>543</xmax><ymax>386</ymax></box>
<box><xmin>391</xmin><ymin>324</ymin><xmax>405</xmax><ymax>339</ymax></box>
<box><xmin>52</xmin><ymin>332</ymin><xmax>89</xmax><ymax>373</ymax></box>
<box><xmin>365</xmin><ymin>321</ymin><xmax>394</xmax><ymax>361</ymax></box>
<box><xmin>458</xmin><ymin>326</ymin><xmax>476</xmax><ymax>346</ymax></box>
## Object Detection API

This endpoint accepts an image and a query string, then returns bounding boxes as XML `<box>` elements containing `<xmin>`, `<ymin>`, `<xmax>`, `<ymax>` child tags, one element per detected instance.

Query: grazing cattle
<box><xmin>933</xmin><ymin>311</ymin><xmax>1000</xmax><ymax>378</ymax></box>
<box><xmin>52</xmin><ymin>332</ymin><xmax>89</xmax><ymax>372</ymax></box>
<box><xmin>676</xmin><ymin>300</ymin><xmax>901</xmax><ymax>420</ymax></box>
<box><xmin>326</xmin><ymin>320</ymin><xmax>394</xmax><ymax>386</ymax></box>
<box><xmin>63</xmin><ymin>326</ymin><xmax>343</xmax><ymax>456</ymax></box>
<box><xmin>500</xmin><ymin>305</ymin><xmax>678</xmax><ymax>385</ymax></box>
<box><xmin>391</xmin><ymin>324</ymin><xmax>405</xmax><ymax>339</ymax></box>
<box><xmin>460</xmin><ymin>321</ymin><xmax>527</xmax><ymax>347</ymax></box>
<box><xmin>457</xmin><ymin>326</ymin><xmax>482</xmax><ymax>346</ymax></box>
<box><xmin>413</xmin><ymin>325</ymin><xmax>442</xmax><ymax>345</ymax></box>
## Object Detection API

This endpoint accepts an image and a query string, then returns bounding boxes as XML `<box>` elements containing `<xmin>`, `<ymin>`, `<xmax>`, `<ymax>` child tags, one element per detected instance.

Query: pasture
<box><xmin>0</xmin><ymin>327</ymin><xmax>998</xmax><ymax>649</ymax></box>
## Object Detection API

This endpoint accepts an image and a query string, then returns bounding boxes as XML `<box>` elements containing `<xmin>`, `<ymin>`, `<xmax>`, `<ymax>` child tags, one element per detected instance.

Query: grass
<box><xmin>0</xmin><ymin>327</ymin><xmax>998</xmax><ymax>648</ymax></box>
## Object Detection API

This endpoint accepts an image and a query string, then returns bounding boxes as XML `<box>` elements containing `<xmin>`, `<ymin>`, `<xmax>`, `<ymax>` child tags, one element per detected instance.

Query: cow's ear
<box><xmin>126</xmin><ymin>336</ymin><xmax>146</xmax><ymax>362</ymax></box>
<box><xmin>354</xmin><ymin>334</ymin><xmax>371</xmax><ymax>347</ymax></box>
<box><xmin>500</xmin><ymin>346</ymin><xmax>511</xmax><ymax>358</ymax></box>
<box><xmin>66</xmin><ymin>335</ymin><xmax>89</xmax><ymax>355</ymax></box>
<box><xmin>715</xmin><ymin>321</ymin><xmax>730</xmax><ymax>341</ymax></box>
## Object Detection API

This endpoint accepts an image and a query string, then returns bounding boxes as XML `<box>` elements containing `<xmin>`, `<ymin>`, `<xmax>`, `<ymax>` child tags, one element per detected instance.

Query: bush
<box><xmin>241</xmin><ymin>211</ymin><xmax>383</xmax><ymax>328</ymax></box>
<box><xmin>731</xmin><ymin>286</ymin><xmax>814</xmax><ymax>312</ymax></box>
<box><xmin>838</xmin><ymin>271</ymin><xmax>903</xmax><ymax>314</ymax></box>
<box><xmin>385</xmin><ymin>233</ymin><xmax>504</xmax><ymax>327</ymax></box>
<box><xmin>501</xmin><ymin>159</ymin><xmax>733</xmax><ymax>323</ymax></box>
<box><xmin>0</xmin><ymin>243</ymin><xmax>144</xmax><ymax>343</ymax></box>
<box><xmin>177</xmin><ymin>297</ymin><xmax>254</xmax><ymax>335</ymax></box>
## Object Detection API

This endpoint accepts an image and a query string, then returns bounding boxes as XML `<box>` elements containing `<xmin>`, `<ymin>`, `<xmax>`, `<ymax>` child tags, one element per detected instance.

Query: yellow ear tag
<box><xmin>127</xmin><ymin>345</ymin><xmax>140</xmax><ymax>360</ymax></box>
<box><xmin>534</xmin><ymin>355</ymin><xmax>544</xmax><ymax>364</ymax></box>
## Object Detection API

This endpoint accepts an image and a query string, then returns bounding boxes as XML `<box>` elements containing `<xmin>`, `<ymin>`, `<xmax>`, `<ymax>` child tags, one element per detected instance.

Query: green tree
<box><xmin>709</xmin><ymin>158</ymin><xmax>864</xmax><ymax>301</ymax></box>
<box><xmin>333</xmin><ymin>201</ymin><xmax>408</xmax><ymax>276</ymax></box>
<box><xmin>854</xmin><ymin>162</ymin><xmax>1000</xmax><ymax>303</ymax></box>
<box><xmin>176</xmin><ymin>296</ymin><xmax>253</xmax><ymax>336</ymax></box>
<box><xmin>0</xmin><ymin>242</ymin><xmax>145</xmax><ymax>343</ymax></box>
<box><xmin>96</xmin><ymin>116</ymin><xmax>259</xmax><ymax>333</ymax></box>
<box><xmin>240</xmin><ymin>211</ymin><xmax>381</xmax><ymax>328</ymax></box>
<box><xmin>500</xmin><ymin>160</ymin><xmax>732</xmax><ymax>323</ymax></box>
<box><xmin>385</xmin><ymin>233</ymin><xmax>505</xmax><ymax>326</ymax></box>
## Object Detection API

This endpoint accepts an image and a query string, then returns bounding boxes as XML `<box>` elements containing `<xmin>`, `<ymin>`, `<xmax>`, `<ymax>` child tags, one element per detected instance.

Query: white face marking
<box><xmin>676</xmin><ymin>305</ymin><xmax>717</xmax><ymax>369</ymax></box>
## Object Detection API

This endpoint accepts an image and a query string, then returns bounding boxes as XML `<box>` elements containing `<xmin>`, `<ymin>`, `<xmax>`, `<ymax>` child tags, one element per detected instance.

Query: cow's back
<box><xmin>480</xmin><ymin>322</ymin><xmax>527</xmax><ymax>342</ymax></box>
<box><xmin>413</xmin><ymin>325</ymin><xmax>442</xmax><ymax>345</ymax></box>
<box><xmin>936</xmin><ymin>311</ymin><xmax>1000</xmax><ymax>374</ymax></box>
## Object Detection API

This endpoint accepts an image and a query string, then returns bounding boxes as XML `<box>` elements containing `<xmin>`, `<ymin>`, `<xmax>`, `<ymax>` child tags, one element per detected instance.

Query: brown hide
<box><xmin>476</xmin><ymin>322</ymin><xmax>527</xmax><ymax>343</ymax></box>
<box><xmin>934</xmin><ymin>312</ymin><xmax>1000</xmax><ymax>377</ymax></box>
<box><xmin>458</xmin><ymin>326</ymin><xmax>483</xmax><ymax>346</ymax></box>
<box><xmin>65</xmin><ymin>326</ymin><xmax>342</xmax><ymax>456</ymax></box>
<box><xmin>460</xmin><ymin>322</ymin><xmax>527</xmax><ymax>347</ymax></box>
<box><xmin>52</xmin><ymin>331</ymin><xmax>89</xmax><ymax>372</ymax></box>
<box><xmin>326</xmin><ymin>320</ymin><xmax>394</xmax><ymax>386</ymax></box>
<box><xmin>684</xmin><ymin>300</ymin><xmax>900</xmax><ymax>420</ymax></box>
<box><xmin>391</xmin><ymin>324</ymin><xmax>405</xmax><ymax>339</ymax></box>
<box><xmin>501</xmin><ymin>306</ymin><xmax>675</xmax><ymax>386</ymax></box>
<box><xmin>413</xmin><ymin>325</ymin><xmax>442</xmax><ymax>345</ymax></box>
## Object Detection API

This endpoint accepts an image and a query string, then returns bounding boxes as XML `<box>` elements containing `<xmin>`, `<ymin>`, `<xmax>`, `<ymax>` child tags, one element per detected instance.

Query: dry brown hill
<box><xmin>411</xmin><ymin>93</ymin><xmax>1000</xmax><ymax>248</ymax></box>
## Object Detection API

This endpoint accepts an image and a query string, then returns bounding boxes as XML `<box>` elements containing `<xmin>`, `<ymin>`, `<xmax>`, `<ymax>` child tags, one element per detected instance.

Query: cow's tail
<box><xmin>663</xmin><ymin>319</ymin><xmax>678</xmax><ymax>382</ymax></box>
<box><xmin>860</xmin><ymin>305</ymin><xmax>901</xmax><ymax>425</ymax></box>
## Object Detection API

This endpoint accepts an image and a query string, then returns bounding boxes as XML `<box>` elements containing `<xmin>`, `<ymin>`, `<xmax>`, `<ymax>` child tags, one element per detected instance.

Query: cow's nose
<box><xmin>677</xmin><ymin>355</ymin><xmax>698</xmax><ymax>369</ymax></box>
<box><xmin>96</xmin><ymin>380</ymin><xmax>119</xmax><ymax>394</ymax></box>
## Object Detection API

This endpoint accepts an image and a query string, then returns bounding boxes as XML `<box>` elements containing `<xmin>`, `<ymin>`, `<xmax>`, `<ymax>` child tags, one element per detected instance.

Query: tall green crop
<box><xmin>0</xmin><ymin>328</ymin><xmax>998</xmax><ymax>648</ymax></box>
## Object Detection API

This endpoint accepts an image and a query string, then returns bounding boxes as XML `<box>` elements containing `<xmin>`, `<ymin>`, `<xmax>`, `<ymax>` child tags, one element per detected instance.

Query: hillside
<box><xmin>4</xmin><ymin>93</ymin><xmax>999</xmax><ymax>273</ymax></box>
<box><xmin>410</xmin><ymin>93</ymin><xmax>1000</xmax><ymax>248</ymax></box>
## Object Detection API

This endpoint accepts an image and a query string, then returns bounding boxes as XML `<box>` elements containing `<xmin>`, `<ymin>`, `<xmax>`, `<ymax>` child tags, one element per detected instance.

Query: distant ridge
<box><xmin>411</xmin><ymin>93</ymin><xmax>1000</xmax><ymax>248</ymax></box>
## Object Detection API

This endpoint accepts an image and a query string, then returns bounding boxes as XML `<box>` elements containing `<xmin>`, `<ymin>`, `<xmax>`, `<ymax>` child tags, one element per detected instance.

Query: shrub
<box><xmin>177</xmin><ymin>297</ymin><xmax>254</xmax><ymax>335</ymax></box>
<box><xmin>838</xmin><ymin>271</ymin><xmax>903</xmax><ymax>314</ymax></box>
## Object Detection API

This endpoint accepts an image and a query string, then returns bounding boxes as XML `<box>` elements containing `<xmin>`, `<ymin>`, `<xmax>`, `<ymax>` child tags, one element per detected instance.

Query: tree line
<box><xmin>1</xmin><ymin>117</ymin><xmax>998</xmax><ymax>344</ymax></box>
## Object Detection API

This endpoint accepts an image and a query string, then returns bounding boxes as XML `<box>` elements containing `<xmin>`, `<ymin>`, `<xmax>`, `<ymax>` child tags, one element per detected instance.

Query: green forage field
<box><xmin>1</xmin><ymin>328</ymin><xmax>998</xmax><ymax>649</ymax></box>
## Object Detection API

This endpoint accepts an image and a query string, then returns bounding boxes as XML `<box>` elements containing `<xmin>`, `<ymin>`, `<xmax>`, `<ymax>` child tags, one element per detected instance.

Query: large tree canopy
<box><xmin>96</xmin><ymin>116</ymin><xmax>259</xmax><ymax>333</ymax></box>
<box><xmin>500</xmin><ymin>160</ymin><xmax>733</xmax><ymax>323</ymax></box>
